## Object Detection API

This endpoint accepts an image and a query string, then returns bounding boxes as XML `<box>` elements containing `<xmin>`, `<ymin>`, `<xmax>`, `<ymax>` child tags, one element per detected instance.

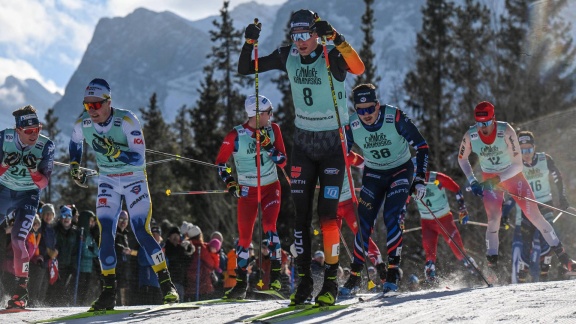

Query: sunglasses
<box><xmin>19</xmin><ymin>125</ymin><xmax>41</xmax><ymax>135</ymax></box>
<box><xmin>261</xmin><ymin>109</ymin><xmax>273</xmax><ymax>115</ymax></box>
<box><xmin>521</xmin><ymin>148</ymin><xmax>534</xmax><ymax>154</ymax></box>
<box><xmin>476</xmin><ymin>120</ymin><xmax>494</xmax><ymax>128</ymax></box>
<box><xmin>119</xmin><ymin>218</ymin><xmax>128</xmax><ymax>222</ymax></box>
<box><xmin>83</xmin><ymin>99</ymin><xmax>108</xmax><ymax>111</ymax></box>
<box><xmin>356</xmin><ymin>105</ymin><xmax>377</xmax><ymax>116</ymax></box>
<box><xmin>291</xmin><ymin>32</ymin><xmax>312</xmax><ymax>42</ymax></box>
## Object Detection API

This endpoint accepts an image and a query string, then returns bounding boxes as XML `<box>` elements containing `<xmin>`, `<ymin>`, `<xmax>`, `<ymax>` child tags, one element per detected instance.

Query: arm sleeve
<box><xmin>267</xmin><ymin>123</ymin><xmax>287</xmax><ymax>168</ymax></box>
<box><xmin>434</xmin><ymin>172</ymin><xmax>461</xmax><ymax>193</ymax></box>
<box><xmin>344</xmin><ymin>125</ymin><xmax>355</xmax><ymax>154</ymax></box>
<box><xmin>546</xmin><ymin>154</ymin><xmax>569</xmax><ymax>203</ymax></box>
<box><xmin>457</xmin><ymin>131</ymin><xmax>476</xmax><ymax>185</ymax></box>
<box><xmin>395</xmin><ymin>109</ymin><xmax>429</xmax><ymax>175</ymax></box>
<box><xmin>215</xmin><ymin>129</ymin><xmax>238</xmax><ymax>182</ymax></box>
<box><xmin>31</xmin><ymin>139</ymin><xmax>55</xmax><ymax>189</ymax></box>
<box><xmin>499</xmin><ymin>125</ymin><xmax>523</xmax><ymax>182</ymax></box>
<box><xmin>69</xmin><ymin>119</ymin><xmax>85</xmax><ymax>164</ymax></box>
<box><xmin>332</xmin><ymin>42</ymin><xmax>365</xmax><ymax>77</ymax></box>
<box><xmin>238</xmin><ymin>43</ymin><xmax>288</xmax><ymax>75</ymax></box>
<box><xmin>116</xmin><ymin>112</ymin><xmax>145</xmax><ymax>166</ymax></box>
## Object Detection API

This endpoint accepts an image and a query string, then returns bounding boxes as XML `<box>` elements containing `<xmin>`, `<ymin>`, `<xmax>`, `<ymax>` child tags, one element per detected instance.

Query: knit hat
<box><xmin>314</xmin><ymin>250</ymin><xmax>325</xmax><ymax>259</ymax></box>
<box><xmin>188</xmin><ymin>225</ymin><xmax>202</xmax><ymax>239</ymax></box>
<box><xmin>85</xmin><ymin>78</ymin><xmax>111</xmax><ymax>100</ymax></box>
<box><xmin>211</xmin><ymin>231</ymin><xmax>224</xmax><ymax>243</ymax></box>
<box><xmin>40</xmin><ymin>203</ymin><xmax>55</xmax><ymax>216</ymax></box>
<box><xmin>167</xmin><ymin>226</ymin><xmax>181</xmax><ymax>237</ymax></box>
<box><xmin>290</xmin><ymin>9</ymin><xmax>316</xmax><ymax>33</ymax></box>
<box><xmin>245</xmin><ymin>95</ymin><xmax>273</xmax><ymax>117</ymax></box>
<box><xmin>60</xmin><ymin>206</ymin><xmax>73</xmax><ymax>219</ymax></box>
<box><xmin>180</xmin><ymin>221</ymin><xmax>191</xmax><ymax>236</ymax></box>
<box><xmin>208</xmin><ymin>238</ymin><xmax>222</xmax><ymax>251</ymax></box>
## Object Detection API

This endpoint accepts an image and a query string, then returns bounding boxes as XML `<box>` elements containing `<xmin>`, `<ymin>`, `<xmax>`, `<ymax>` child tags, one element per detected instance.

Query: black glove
<box><xmin>2</xmin><ymin>152</ymin><xmax>21</xmax><ymax>167</ymax></box>
<box><xmin>23</xmin><ymin>154</ymin><xmax>37</xmax><ymax>171</ymax></box>
<box><xmin>312</xmin><ymin>20</ymin><xmax>336</xmax><ymax>39</ymax></box>
<box><xmin>258</xmin><ymin>128</ymin><xmax>274</xmax><ymax>151</ymax></box>
<box><xmin>226</xmin><ymin>178</ymin><xmax>241</xmax><ymax>198</ymax></box>
<box><xmin>410</xmin><ymin>173</ymin><xmax>427</xmax><ymax>200</ymax></box>
<box><xmin>244</xmin><ymin>20</ymin><xmax>261</xmax><ymax>43</ymax></box>
<box><xmin>70</xmin><ymin>162</ymin><xmax>88</xmax><ymax>188</ymax></box>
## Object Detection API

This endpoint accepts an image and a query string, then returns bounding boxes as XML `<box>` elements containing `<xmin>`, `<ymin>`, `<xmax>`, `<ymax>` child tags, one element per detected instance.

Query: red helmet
<box><xmin>474</xmin><ymin>101</ymin><xmax>495</xmax><ymax>122</ymax></box>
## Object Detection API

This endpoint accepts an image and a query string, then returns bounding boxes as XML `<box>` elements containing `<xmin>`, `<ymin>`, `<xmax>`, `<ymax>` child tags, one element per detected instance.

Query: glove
<box><xmin>2</xmin><ymin>152</ymin><xmax>21</xmax><ymax>167</ymax></box>
<box><xmin>559</xmin><ymin>197</ymin><xmax>570</xmax><ymax>211</ymax></box>
<box><xmin>410</xmin><ymin>173</ymin><xmax>427</xmax><ymax>200</ymax></box>
<box><xmin>22</xmin><ymin>154</ymin><xmax>38</xmax><ymax>171</ymax></box>
<box><xmin>92</xmin><ymin>136</ymin><xmax>120</xmax><ymax>158</ymax></box>
<box><xmin>480</xmin><ymin>176</ymin><xmax>500</xmax><ymax>191</ymax></box>
<box><xmin>469</xmin><ymin>181</ymin><xmax>484</xmax><ymax>196</ymax></box>
<box><xmin>258</xmin><ymin>128</ymin><xmax>274</xmax><ymax>151</ymax></box>
<box><xmin>312</xmin><ymin>20</ymin><xmax>336</xmax><ymax>40</ymax></box>
<box><xmin>226</xmin><ymin>179</ymin><xmax>241</xmax><ymax>198</ymax></box>
<box><xmin>458</xmin><ymin>205</ymin><xmax>469</xmax><ymax>225</ymax></box>
<box><xmin>244</xmin><ymin>20</ymin><xmax>261</xmax><ymax>44</ymax></box>
<box><xmin>70</xmin><ymin>162</ymin><xmax>88</xmax><ymax>188</ymax></box>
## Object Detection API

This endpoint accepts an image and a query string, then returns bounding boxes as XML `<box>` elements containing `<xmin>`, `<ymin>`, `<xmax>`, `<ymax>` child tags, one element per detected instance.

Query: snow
<box><xmin>10</xmin><ymin>279</ymin><xmax>576</xmax><ymax>323</ymax></box>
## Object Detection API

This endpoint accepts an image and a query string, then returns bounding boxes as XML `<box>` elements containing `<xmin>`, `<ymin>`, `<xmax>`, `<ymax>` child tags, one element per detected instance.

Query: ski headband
<box><xmin>15</xmin><ymin>113</ymin><xmax>39</xmax><ymax>128</ymax></box>
<box><xmin>353</xmin><ymin>88</ymin><xmax>377</xmax><ymax>105</ymax></box>
<box><xmin>518</xmin><ymin>133</ymin><xmax>534</xmax><ymax>145</ymax></box>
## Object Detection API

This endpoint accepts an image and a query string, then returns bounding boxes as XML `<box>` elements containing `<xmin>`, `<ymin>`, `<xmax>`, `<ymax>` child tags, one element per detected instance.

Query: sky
<box><xmin>0</xmin><ymin>0</ymin><xmax>287</xmax><ymax>94</ymax></box>
<box><xmin>7</xmin><ymin>278</ymin><xmax>576</xmax><ymax>323</ymax></box>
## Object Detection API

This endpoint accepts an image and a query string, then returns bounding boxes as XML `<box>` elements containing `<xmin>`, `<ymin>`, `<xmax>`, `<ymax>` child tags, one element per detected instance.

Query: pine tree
<box><xmin>209</xmin><ymin>0</ymin><xmax>249</xmax><ymax>131</ymax></box>
<box><xmin>404</xmin><ymin>0</ymin><xmax>456</xmax><ymax>171</ymax></box>
<box><xmin>356</xmin><ymin>0</ymin><xmax>381</xmax><ymax>87</ymax></box>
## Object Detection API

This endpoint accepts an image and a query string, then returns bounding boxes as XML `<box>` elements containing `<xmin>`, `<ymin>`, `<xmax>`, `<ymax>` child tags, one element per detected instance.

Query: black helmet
<box><xmin>290</xmin><ymin>9</ymin><xmax>316</xmax><ymax>33</ymax></box>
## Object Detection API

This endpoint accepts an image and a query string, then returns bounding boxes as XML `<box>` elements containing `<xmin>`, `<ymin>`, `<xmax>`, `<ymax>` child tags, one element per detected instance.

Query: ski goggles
<box><xmin>19</xmin><ymin>125</ymin><xmax>41</xmax><ymax>135</ymax></box>
<box><xmin>476</xmin><ymin>120</ymin><xmax>494</xmax><ymax>128</ymax></box>
<box><xmin>356</xmin><ymin>105</ymin><xmax>377</xmax><ymax>116</ymax></box>
<box><xmin>290</xmin><ymin>32</ymin><xmax>312</xmax><ymax>42</ymax></box>
<box><xmin>521</xmin><ymin>147</ymin><xmax>534</xmax><ymax>154</ymax></box>
<box><xmin>83</xmin><ymin>99</ymin><xmax>108</xmax><ymax>111</ymax></box>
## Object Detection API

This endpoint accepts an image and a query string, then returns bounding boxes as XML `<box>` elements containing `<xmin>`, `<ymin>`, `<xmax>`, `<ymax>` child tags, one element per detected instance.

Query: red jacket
<box><xmin>186</xmin><ymin>240</ymin><xmax>219</xmax><ymax>297</ymax></box>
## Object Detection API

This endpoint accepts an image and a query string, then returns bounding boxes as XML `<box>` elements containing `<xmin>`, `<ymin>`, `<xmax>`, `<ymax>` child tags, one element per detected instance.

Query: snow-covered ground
<box><xmin>7</xmin><ymin>279</ymin><xmax>576</xmax><ymax>323</ymax></box>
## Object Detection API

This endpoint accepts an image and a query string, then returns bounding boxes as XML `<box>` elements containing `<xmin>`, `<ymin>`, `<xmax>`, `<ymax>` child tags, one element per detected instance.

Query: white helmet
<box><xmin>245</xmin><ymin>95</ymin><xmax>273</xmax><ymax>117</ymax></box>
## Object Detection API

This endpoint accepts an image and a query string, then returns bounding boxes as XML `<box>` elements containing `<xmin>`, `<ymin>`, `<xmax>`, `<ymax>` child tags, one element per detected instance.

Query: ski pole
<box><xmin>419</xmin><ymin>199</ymin><xmax>492</xmax><ymax>287</ymax></box>
<box><xmin>467</xmin><ymin>187</ymin><xmax>576</xmax><ymax>218</ymax></box>
<box><xmin>338</xmin><ymin>229</ymin><xmax>353</xmax><ymax>261</ymax></box>
<box><xmin>146</xmin><ymin>158</ymin><xmax>177</xmax><ymax>166</ymax></box>
<box><xmin>146</xmin><ymin>149</ymin><xmax>219</xmax><ymax>168</ymax></box>
<box><xmin>320</xmin><ymin>31</ymin><xmax>374</xmax><ymax>290</ymax></box>
<box><xmin>196</xmin><ymin>246</ymin><xmax>201</xmax><ymax>301</ymax></box>
<box><xmin>165</xmin><ymin>189</ymin><xmax>227</xmax><ymax>196</ymax></box>
<box><xmin>553</xmin><ymin>212</ymin><xmax>563</xmax><ymax>223</ymax></box>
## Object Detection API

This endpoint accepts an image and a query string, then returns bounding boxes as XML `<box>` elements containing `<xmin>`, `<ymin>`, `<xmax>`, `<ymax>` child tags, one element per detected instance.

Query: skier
<box><xmin>238</xmin><ymin>9</ymin><xmax>365</xmax><ymax>306</ymax></box>
<box><xmin>457</xmin><ymin>101</ymin><xmax>576</xmax><ymax>281</ymax></box>
<box><xmin>503</xmin><ymin>130</ymin><xmax>572</xmax><ymax>282</ymax></box>
<box><xmin>0</xmin><ymin>105</ymin><xmax>55</xmax><ymax>308</ymax></box>
<box><xmin>215</xmin><ymin>95</ymin><xmax>287</xmax><ymax>299</ymax></box>
<box><xmin>406</xmin><ymin>166</ymin><xmax>478</xmax><ymax>285</ymax></box>
<box><xmin>341</xmin><ymin>83</ymin><xmax>429</xmax><ymax>295</ymax></box>
<box><xmin>69</xmin><ymin>78</ymin><xmax>178</xmax><ymax>311</ymax></box>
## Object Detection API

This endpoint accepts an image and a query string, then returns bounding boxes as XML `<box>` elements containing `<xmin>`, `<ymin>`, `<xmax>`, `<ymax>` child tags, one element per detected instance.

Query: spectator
<box><xmin>114</xmin><ymin>210</ymin><xmax>133</xmax><ymax>305</ymax></box>
<box><xmin>76</xmin><ymin>210</ymin><xmax>100</xmax><ymax>305</ymax></box>
<box><xmin>46</xmin><ymin>206</ymin><xmax>78</xmax><ymax>306</ymax></box>
<box><xmin>164</xmin><ymin>226</ymin><xmax>192</xmax><ymax>302</ymax></box>
<box><xmin>26</xmin><ymin>214</ymin><xmax>43</xmax><ymax>306</ymax></box>
<box><xmin>185</xmin><ymin>225</ymin><xmax>219</xmax><ymax>301</ymax></box>
<box><xmin>224</xmin><ymin>240</ymin><xmax>238</xmax><ymax>291</ymax></box>
<box><xmin>35</xmin><ymin>203</ymin><xmax>57</xmax><ymax>306</ymax></box>
<box><xmin>210</xmin><ymin>231</ymin><xmax>227</xmax><ymax>294</ymax></box>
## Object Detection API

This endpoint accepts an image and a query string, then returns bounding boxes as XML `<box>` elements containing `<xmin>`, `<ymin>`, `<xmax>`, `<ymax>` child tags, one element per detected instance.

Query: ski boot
<box><xmin>553</xmin><ymin>243</ymin><xmax>576</xmax><ymax>276</ymax></box>
<box><xmin>339</xmin><ymin>263</ymin><xmax>362</xmax><ymax>296</ymax></box>
<box><xmin>6</xmin><ymin>277</ymin><xmax>29</xmax><ymax>309</ymax></box>
<box><xmin>486</xmin><ymin>255</ymin><xmax>499</xmax><ymax>285</ymax></box>
<box><xmin>383</xmin><ymin>264</ymin><xmax>402</xmax><ymax>294</ymax></box>
<box><xmin>158</xmin><ymin>268</ymin><xmax>180</xmax><ymax>304</ymax></box>
<box><xmin>463</xmin><ymin>257</ymin><xmax>478</xmax><ymax>275</ymax></box>
<box><xmin>269</xmin><ymin>260</ymin><xmax>282</xmax><ymax>291</ymax></box>
<box><xmin>224</xmin><ymin>268</ymin><xmax>248</xmax><ymax>300</ymax></box>
<box><xmin>289</xmin><ymin>269</ymin><xmax>314</xmax><ymax>306</ymax></box>
<box><xmin>89</xmin><ymin>275</ymin><xmax>116</xmax><ymax>311</ymax></box>
<box><xmin>315</xmin><ymin>263</ymin><xmax>339</xmax><ymax>306</ymax></box>
<box><xmin>517</xmin><ymin>261</ymin><xmax>529</xmax><ymax>283</ymax></box>
<box><xmin>424</xmin><ymin>260</ymin><xmax>439</xmax><ymax>286</ymax></box>
<box><xmin>376</xmin><ymin>262</ymin><xmax>387</xmax><ymax>282</ymax></box>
